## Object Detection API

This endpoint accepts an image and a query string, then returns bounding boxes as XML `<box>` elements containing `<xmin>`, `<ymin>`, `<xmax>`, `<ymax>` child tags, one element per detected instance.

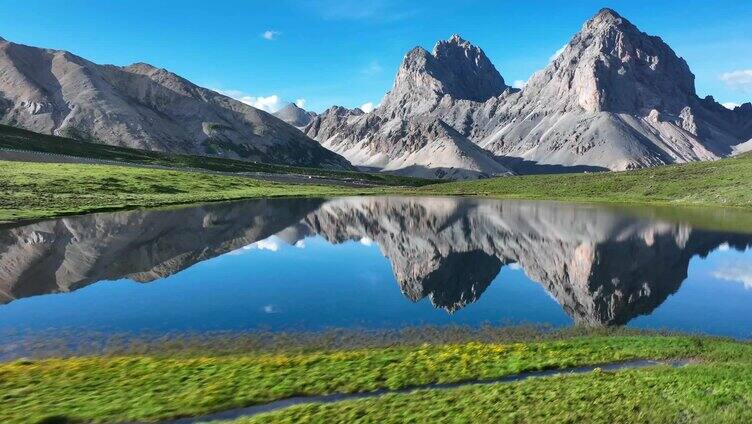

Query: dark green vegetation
<box><xmin>0</xmin><ymin>124</ymin><xmax>431</xmax><ymax>187</ymax></box>
<box><xmin>421</xmin><ymin>152</ymin><xmax>752</xmax><ymax>209</ymax></box>
<box><xmin>3</xmin><ymin>332</ymin><xmax>750</xmax><ymax>424</ymax></box>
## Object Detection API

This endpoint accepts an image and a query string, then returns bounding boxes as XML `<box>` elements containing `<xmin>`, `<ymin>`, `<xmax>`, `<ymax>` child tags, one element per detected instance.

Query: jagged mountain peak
<box><xmin>526</xmin><ymin>7</ymin><xmax>696</xmax><ymax>115</ymax></box>
<box><xmin>432</xmin><ymin>34</ymin><xmax>472</xmax><ymax>54</ymax></box>
<box><xmin>388</xmin><ymin>34</ymin><xmax>506</xmax><ymax>105</ymax></box>
<box><xmin>308</xmin><ymin>8</ymin><xmax>750</xmax><ymax>177</ymax></box>
<box><xmin>590</xmin><ymin>7</ymin><xmax>625</xmax><ymax>24</ymax></box>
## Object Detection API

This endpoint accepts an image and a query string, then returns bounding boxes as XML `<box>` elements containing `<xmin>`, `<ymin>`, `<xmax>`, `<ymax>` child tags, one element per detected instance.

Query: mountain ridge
<box><xmin>307</xmin><ymin>8</ymin><xmax>752</xmax><ymax>176</ymax></box>
<box><xmin>0</xmin><ymin>38</ymin><xmax>352</xmax><ymax>170</ymax></box>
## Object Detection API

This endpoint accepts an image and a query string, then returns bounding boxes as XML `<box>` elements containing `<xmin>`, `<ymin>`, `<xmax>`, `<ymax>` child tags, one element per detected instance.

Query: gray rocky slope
<box><xmin>2</xmin><ymin>197</ymin><xmax>749</xmax><ymax>326</ymax></box>
<box><xmin>273</xmin><ymin>103</ymin><xmax>317</xmax><ymax>129</ymax></box>
<box><xmin>0</xmin><ymin>38</ymin><xmax>351</xmax><ymax>169</ymax></box>
<box><xmin>306</xmin><ymin>35</ymin><xmax>514</xmax><ymax>179</ymax></box>
<box><xmin>307</xmin><ymin>8</ymin><xmax>752</xmax><ymax>176</ymax></box>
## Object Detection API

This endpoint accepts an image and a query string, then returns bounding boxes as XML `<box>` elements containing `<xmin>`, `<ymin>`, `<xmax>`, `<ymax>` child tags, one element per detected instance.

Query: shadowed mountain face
<box><xmin>1</xmin><ymin>197</ymin><xmax>750</xmax><ymax>326</ymax></box>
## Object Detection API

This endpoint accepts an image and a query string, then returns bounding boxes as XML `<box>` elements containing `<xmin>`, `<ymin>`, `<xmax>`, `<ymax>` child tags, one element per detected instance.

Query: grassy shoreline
<box><xmin>3</xmin><ymin>153</ymin><xmax>752</xmax><ymax>224</ymax></box>
<box><xmin>1</xmin><ymin>330</ymin><xmax>750</xmax><ymax>423</ymax></box>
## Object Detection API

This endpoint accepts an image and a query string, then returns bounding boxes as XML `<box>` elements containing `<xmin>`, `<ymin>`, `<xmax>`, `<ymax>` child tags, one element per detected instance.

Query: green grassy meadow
<box><xmin>0</xmin><ymin>124</ymin><xmax>431</xmax><ymax>187</ymax></box>
<box><xmin>420</xmin><ymin>152</ymin><xmax>752</xmax><ymax>209</ymax></box>
<box><xmin>2</xmin><ymin>334</ymin><xmax>750</xmax><ymax>423</ymax></box>
<box><xmin>3</xmin><ymin>153</ymin><xmax>752</xmax><ymax>223</ymax></box>
<box><xmin>0</xmin><ymin>161</ymin><xmax>367</xmax><ymax>223</ymax></box>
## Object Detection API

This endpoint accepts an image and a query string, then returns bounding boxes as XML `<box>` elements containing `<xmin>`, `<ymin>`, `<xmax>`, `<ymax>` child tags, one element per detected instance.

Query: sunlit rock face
<box><xmin>0</xmin><ymin>39</ymin><xmax>351</xmax><ymax>170</ymax></box>
<box><xmin>1</xmin><ymin>196</ymin><xmax>750</xmax><ymax>327</ymax></box>
<box><xmin>307</xmin><ymin>9</ymin><xmax>752</xmax><ymax>176</ymax></box>
<box><xmin>305</xmin><ymin>35</ymin><xmax>514</xmax><ymax>180</ymax></box>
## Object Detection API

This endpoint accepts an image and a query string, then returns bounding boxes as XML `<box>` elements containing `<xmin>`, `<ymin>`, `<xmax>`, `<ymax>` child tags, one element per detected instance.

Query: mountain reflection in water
<box><xmin>1</xmin><ymin>197</ymin><xmax>751</xmax><ymax>333</ymax></box>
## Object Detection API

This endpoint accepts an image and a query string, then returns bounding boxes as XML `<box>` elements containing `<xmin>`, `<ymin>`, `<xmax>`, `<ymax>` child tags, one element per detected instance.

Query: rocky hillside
<box><xmin>477</xmin><ymin>8</ymin><xmax>752</xmax><ymax>171</ymax></box>
<box><xmin>273</xmin><ymin>103</ymin><xmax>317</xmax><ymax>129</ymax></box>
<box><xmin>306</xmin><ymin>35</ymin><xmax>514</xmax><ymax>179</ymax></box>
<box><xmin>307</xmin><ymin>8</ymin><xmax>752</xmax><ymax>175</ymax></box>
<box><xmin>0</xmin><ymin>38</ymin><xmax>351</xmax><ymax>169</ymax></box>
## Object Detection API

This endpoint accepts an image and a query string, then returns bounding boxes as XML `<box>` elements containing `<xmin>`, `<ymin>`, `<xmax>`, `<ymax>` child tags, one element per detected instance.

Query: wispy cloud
<box><xmin>359</xmin><ymin>102</ymin><xmax>378</xmax><ymax>113</ymax></box>
<box><xmin>720</xmin><ymin>69</ymin><xmax>752</xmax><ymax>92</ymax></box>
<box><xmin>549</xmin><ymin>44</ymin><xmax>567</xmax><ymax>62</ymax></box>
<box><xmin>214</xmin><ymin>89</ymin><xmax>284</xmax><ymax>112</ymax></box>
<box><xmin>713</xmin><ymin>260</ymin><xmax>752</xmax><ymax>290</ymax></box>
<box><xmin>361</xmin><ymin>60</ymin><xmax>383</xmax><ymax>76</ymax></box>
<box><xmin>722</xmin><ymin>102</ymin><xmax>741</xmax><ymax>110</ymax></box>
<box><xmin>253</xmin><ymin>237</ymin><xmax>281</xmax><ymax>252</ymax></box>
<box><xmin>512</xmin><ymin>80</ymin><xmax>527</xmax><ymax>89</ymax></box>
<box><xmin>214</xmin><ymin>89</ymin><xmax>308</xmax><ymax>113</ymax></box>
<box><xmin>262</xmin><ymin>304</ymin><xmax>279</xmax><ymax>314</ymax></box>
<box><xmin>261</xmin><ymin>30</ymin><xmax>280</xmax><ymax>40</ymax></box>
<box><xmin>360</xmin><ymin>237</ymin><xmax>374</xmax><ymax>246</ymax></box>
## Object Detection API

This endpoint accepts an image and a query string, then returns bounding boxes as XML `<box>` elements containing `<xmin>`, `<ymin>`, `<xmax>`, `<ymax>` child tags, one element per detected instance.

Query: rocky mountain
<box><xmin>307</xmin><ymin>8</ymin><xmax>752</xmax><ymax>175</ymax></box>
<box><xmin>476</xmin><ymin>8</ymin><xmax>752</xmax><ymax>171</ymax></box>
<box><xmin>273</xmin><ymin>103</ymin><xmax>317</xmax><ymax>129</ymax></box>
<box><xmin>306</xmin><ymin>35</ymin><xmax>514</xmax><ymax>179</ymax></box>
<box><xmin>0</xmin><ymin>38</ymin><xmax>351</xmax><ymax>169</ymax></box>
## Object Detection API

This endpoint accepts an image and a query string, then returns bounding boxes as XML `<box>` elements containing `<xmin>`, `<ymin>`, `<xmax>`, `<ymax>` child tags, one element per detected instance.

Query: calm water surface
<box><xmin>1</xmin><ymin>196</ymin><xmax>751</xmax><ymax>345</ymax></box>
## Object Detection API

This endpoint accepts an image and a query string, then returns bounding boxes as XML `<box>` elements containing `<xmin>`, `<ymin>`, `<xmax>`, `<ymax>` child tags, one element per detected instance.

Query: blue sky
<box><xmin>2</xmin><ymin>0</ymin><xmax>750</xmax><ymax>112</ymax></box>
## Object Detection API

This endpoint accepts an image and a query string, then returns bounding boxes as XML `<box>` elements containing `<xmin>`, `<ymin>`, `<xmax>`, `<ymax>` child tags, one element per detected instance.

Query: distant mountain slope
<box><xmin>0</xmin><ymin>38</ymin><xmax>352</xmax><ymax>169</ymax></box>
<box><xmin>308</xmin><ymin>9</ymin><xmax>751</xmax><ymax>175</ymax></box>
<box><xmin>306</xmin><ymin>35</ymin><xmax>513</xmax><ymax>180</ymax></box>
<box><xmin>273</xmin><ymin>103</ymin><xmax>317</xmax><ymax>129</ymax></box>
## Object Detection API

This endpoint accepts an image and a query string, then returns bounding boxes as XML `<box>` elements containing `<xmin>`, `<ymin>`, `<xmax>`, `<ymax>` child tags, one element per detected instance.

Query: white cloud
<box><xmin>214</xmin><ymin>89</ymin><xmax>285</xmax><ymax>112</ymax></box>
<box><xmin>254</xmin><ymin>238</ymin><xmax>280</xmax><ymax>251</ymax></box>
<box><xmin>238</xmin><ymin>235</ymin><xmax>282</xmax><ymax>252</ymax></box>
<box><xmin>722</xmin><ymin>102</ymin><xmax>741</xmax><ymax>110</ymax></box>
<box><xmin>508</xmin><ymin>262</ymin><xmax>522</xmax><ymax>270</ymax></box>
<box><xmin>359</xmin><ymin>237</ymin><xmax>374</xmax><ymax>246</ymax></box>
<box><xmin>262</xmin><ymin>30</ymin><xmax>280</xmax><ymax>40</ymax></box>
<box><xmin>361</xmin><ymin>61</ymin><xmax>383</xmax><ymax>76</ymax></box>
<box><xmin>549</xmin><ymin>44</ymin><xmax>567</xmax><ymax>62</ymax></box>
<box><xmin>262</xmin><ymin>304</ymin><xmax>279</xmax><ymax>313</ymax></box>
<box><xmin>512</xmin><ymin>80</ymin><xmax>527</xmax><ymax>89</ymax></box>
<box><xmin>295</xmin><ymin>98</ymin><xmax>307</xmax><ymax>108</ymax></box>
<box><xmin>713</xmin><ymin>261</ymin><xmax>752</xmax><ymax>290</ymax></box>
<box><xmin>717</xmin><ymin>243</ymin><xmax>731</xmax><ymax>251</ymax></box>
<box><xmin>294</xmin><ymin>240</ymin><xmax>306</xmax><ymax>248</ymax></box>
<box><xmin>360</xmin><ymin>102</ymin><xmax>377</xmax><ymax>113</ymax></box>
<box><xmin>720</xmin><ymin>69</ymin><xmax>752</xmax><ymax>92</ymax></box>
